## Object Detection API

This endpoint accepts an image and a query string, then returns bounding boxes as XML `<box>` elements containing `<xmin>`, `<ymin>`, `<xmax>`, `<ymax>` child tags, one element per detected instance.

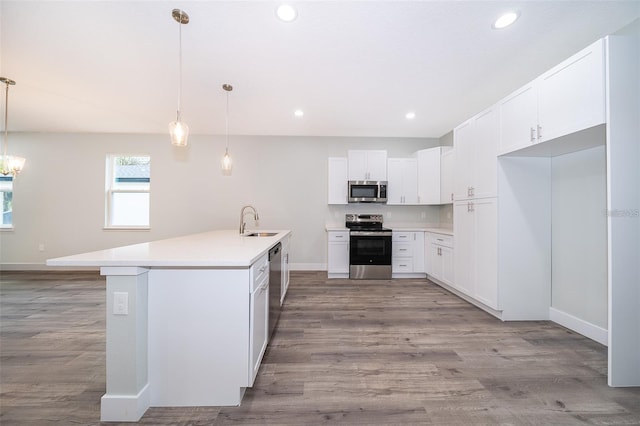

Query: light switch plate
<box><xmin>114</xmin><ymin>292</ymin><xmax>128</xmax><ymax>315</ymax></box>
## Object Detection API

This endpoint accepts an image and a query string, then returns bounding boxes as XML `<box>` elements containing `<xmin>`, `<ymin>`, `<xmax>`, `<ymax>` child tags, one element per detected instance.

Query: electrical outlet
<box><xmin>113</xmin><ymin>292</ymin><xmax>128</xmax><ymax>315</ymax></box>
<box><xmin>38</xmin><ymin>244</ymin><xmax>45</xmax><ymax>252</ymax></box>
<box><xmin>421</xmin><ymin>212</ymin><xmax>426</xmax><ymax>219</ymax></box>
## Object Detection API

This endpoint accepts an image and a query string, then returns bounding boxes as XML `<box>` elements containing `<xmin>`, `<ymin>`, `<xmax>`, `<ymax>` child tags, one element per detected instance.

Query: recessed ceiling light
<box><xmin>406</xmin><ymin>112</ymin><xmax>416</xmax><ymax>120</ymax></box>
<box><xmin>276</xmin><ymin>4</ymin><xmax>297</xmax><ymax>22</ymax></box>
<box><xmin>492</xmin><ymin>11</ymin><xmax>519</xmax><ymax>29</ymax></box>
<box><xmin>294</xmin><ymin>109</ymin><xmax>304</xmax><ymax>117</ymax></box>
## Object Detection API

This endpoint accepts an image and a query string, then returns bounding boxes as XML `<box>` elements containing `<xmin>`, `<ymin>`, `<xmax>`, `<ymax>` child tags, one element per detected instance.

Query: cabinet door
<box><xmin>453</xmin><ymin>120</ymin><xmax>473</xmax><ymax>200</ymax></box>
<box><xmin>328</xmin><ymin>157</ymin><xmax>348</xmax><ymax>204</ymax></box>
<box><xmin>387</xmin><ymin>159</ymin><xmax>418</xmax><ymax>204</ymax></box>
<box><xmin>538</xmin><ymin>39</ymin><xmax>605</xmax><ymax>143</ymax></box>
<box><xmin>417</xmin><ymin>147</ymin><xmax>441</xmax><ymax>205</ymax></box>
<box><xmin>473</xmin><ymin>198</ymin><xmax>498</xmax><ymax>309</ymax></box>
<box><xmin>281</xmin><ymin>235</ymin><xmax>290</xmax><ymax>304</ymax></box>
<box><xmin>249</xmin><ymin>277</ymin><xmax>269</xmax><ymax>385</ymax></box>
<box><xmin>328</xmin><ymin>242</ymin><xmax>349</xmax><ymax>273</ymax></box>
<box><xmin>347</xmin><ymin>150</ymin><xmax>387</xmax><ymax>181</ymax></box>
<box><xmin>453</xmin><ymin>201</ymin><xmax>474</xmax><ymax>296</ymax></box>
<box><xmin>473</xmin><ymin>107</ymin><xmax>499</xmax><ymax>199</ymax></box>
<box><xmin>366</xmin><ymin>150</ymin><xmax>388</xmax><ymax>181</ymax></box>
<box><xmin>441</xmin><ymin>245</ymin><xmax>454</xmax><ymax>286</ymax></box>
<box><xmin>412</xmin><ymin>232</ymin><xmax>425</xmax><ymax>273</ymax></box>
<box><xmin>386</xmin><ymin>158</ymin><xmax>405</xmax><ymax>204</ymax></box>
<box><xmin>440</xmin><ymin>148</ymin><xmax>454</xmax><ymax>204</ymax></box>
<box><xmin>347</xmin><ymin>150</ymin><xmax>367</xmax><ymax>180</ymax></box>
<box><xmin>427</xmin><ymin>243</ymin><xmax>442</xmax><ymax>280</ymax></box>
<box><xmin>498</xmin><ymin>82</ymin><xmax>538</xmax><ymax>155</ymax></box>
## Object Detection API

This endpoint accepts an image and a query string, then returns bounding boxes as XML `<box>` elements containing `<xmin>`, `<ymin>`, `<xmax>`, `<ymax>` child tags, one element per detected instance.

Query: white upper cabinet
<box><xmin>327</xmin><ymin>157</ymin><xmax>348</xmax><ymax>205</ymax></box>
<box><xmin>499</xmin><ymin>39</ymin><xmax>605</xmax><ymax>155</ymax></box>
<box><xmin>498</xmin><ymin>82</ymin><xmax>538</xmax><ymax>154</ymax></box>
<box><xmin>387</xmin><ymin>158</ymin><xmax>418</xmax><ymax>204</ymax></box>
<box><xmin>453</xmin><ymin>107</ymin><xmax>499</xmax><ymax>201</ymax></box>
<box><xmin>537</xmin><ymin>38</ymin><xmax>605</xmax><ymax>142</ymax></box>
<box><xmin>415</xmin><ymin>147</ymin><xmax>450</xmax><ymax>205</ymax></box>
<box><xmin>348</xmin><ymin>150</ymin><xmax>387</xmax><ymax>181</ymax></box>
<box><xmin>440</xmin><ymin>148</ymin><xmax>454</xmax><ymax>204</ymax></box>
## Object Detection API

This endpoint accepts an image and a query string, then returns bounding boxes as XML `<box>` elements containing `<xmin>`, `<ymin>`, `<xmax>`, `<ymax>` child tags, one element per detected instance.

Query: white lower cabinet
<box><xmin>453</xmin><ymin>198</ymin><xmax>498</xmax><ymax>310</ymax></box>
<box><xmin>327</xmin><ymin>230</ymin><xmax>349</xmax><ymax>277</ymax></box>
<box><xmin>392</xmin><ymin>231</ymin><xmax>425</xmax><ymax>277</ymax></box>
<box><xmin>249</xmin><ymin>254</ymin><xmax>269</xmax><ymax>385</ymax></box>
<box><xmin>426</xmin><ymin>233</ymin><xmax>454</xmax><ymax>286</ymax></box>
<box><xmin>281</xmin><ymin>234</ymin><xmax>291</xmax><ymax>304</ymax></box>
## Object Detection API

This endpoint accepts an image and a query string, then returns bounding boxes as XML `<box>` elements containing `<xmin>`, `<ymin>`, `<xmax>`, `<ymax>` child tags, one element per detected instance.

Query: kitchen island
<box><xmin>47</xmin><ymin>230</ymin><xmax>291</xmax><ymax>422</ymax></box>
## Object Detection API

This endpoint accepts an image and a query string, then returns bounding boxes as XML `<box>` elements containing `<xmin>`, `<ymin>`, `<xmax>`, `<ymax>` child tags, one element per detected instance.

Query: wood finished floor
<box><xmin>1</xmin><ymin>271</ymin><xmax>639</xmax><ymax>425</ymax></box>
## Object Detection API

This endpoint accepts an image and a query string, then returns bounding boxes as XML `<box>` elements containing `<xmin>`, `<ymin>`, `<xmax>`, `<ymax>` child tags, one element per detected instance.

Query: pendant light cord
<box><xmin>2</xmin><ymin>81</ymin><xmax>8</xmax><ymax>160</ymax></box>
<box><xmin>225</xmin><ymin>90</ymin><xmax>229</xmax><ymax>151</ymax></box>
<box><xmin>177</xmin><ymin>14</ymin><xmax>183</xmax><ymax>120</ymax></box>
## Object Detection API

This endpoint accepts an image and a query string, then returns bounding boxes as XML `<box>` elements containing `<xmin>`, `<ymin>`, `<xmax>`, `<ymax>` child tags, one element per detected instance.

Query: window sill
<box><xmin>103</xmin><ymin>226</ymin><xmax>151</xmax><ymax>231</ymax></box>
<box><xmin>0</xmin><ymin>226</ymin><xmax>15</xmax><ymax>231</ymax></box>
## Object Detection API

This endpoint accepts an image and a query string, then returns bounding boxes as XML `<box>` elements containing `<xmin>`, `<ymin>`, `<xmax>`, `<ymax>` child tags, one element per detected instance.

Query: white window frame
<box><xmin>0</xmin><ymin>175</ymin><xmax>13</xmax><ymax>230</ymax></box>
<box><xmin>105</xmin><ymin>154</ymin><xmax>151</xmax><ymax>230</ymax></box>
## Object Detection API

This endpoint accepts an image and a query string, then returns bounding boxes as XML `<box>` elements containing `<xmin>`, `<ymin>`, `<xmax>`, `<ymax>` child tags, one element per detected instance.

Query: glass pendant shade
<box><xmin>222</xmin><ymin>148</ymin><xmax>232</xmax><ymax>175</ymax></box>
<box><xmin>169</xmin><ymin>116</ymin><xmax>189</xmax><ymax>147</ymax></box>
<box><xmin>0</xmin><ymin>77</ymin><xmax>24</xmax><ymax>177</ymax></box>
<box><xmin>0</xmin><ymin>155</ymin><xmax>26</xmax><ymax>176</ymax></box>
<box><xmin>169</xmin><ymin>9</ymin><xmax>189</xmax><ymax>147</ymax></box>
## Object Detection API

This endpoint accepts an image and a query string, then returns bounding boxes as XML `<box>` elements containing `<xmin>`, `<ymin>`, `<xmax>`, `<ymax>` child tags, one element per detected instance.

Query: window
<box><xmin>105</xmin><ymin>155</ymin><xmax>150</xmax><ymax>228</ymax></box>
<box><xmin>0</xmin><ymin>176</ymin><xmax>13</xmax><ymax>228</ymax></box>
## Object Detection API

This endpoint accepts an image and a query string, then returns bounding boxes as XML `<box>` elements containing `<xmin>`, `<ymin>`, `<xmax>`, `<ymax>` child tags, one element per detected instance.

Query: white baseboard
<box><xmin>549</xmin><ymin>307</ymin><xmax>608</xmax><ymax>346</ymax></box>
<box><xmin>101</xmin><ymin>383</ymin><xmax>150</xmax><ymax>422</ymax></box>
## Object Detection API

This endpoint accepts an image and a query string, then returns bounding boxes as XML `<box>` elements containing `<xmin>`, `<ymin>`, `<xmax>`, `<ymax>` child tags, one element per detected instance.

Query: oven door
<box><xmin>349</xmin><ymin>231</ymin><xmax>392</xmax><ymax>279</ymax></box>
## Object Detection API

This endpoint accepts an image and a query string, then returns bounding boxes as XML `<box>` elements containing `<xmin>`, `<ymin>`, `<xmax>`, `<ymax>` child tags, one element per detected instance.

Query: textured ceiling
<box><xmin>1</xmin><ymin>1</ymin><xmax>639</xmax><ymax>138</ymax></box>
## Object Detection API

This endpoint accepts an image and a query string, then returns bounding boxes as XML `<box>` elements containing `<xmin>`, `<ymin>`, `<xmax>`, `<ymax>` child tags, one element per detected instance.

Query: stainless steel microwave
<box><xmin>348</xmin><ymin>181</ymin><xmax>388</xmax><ymax>203</ymax></box>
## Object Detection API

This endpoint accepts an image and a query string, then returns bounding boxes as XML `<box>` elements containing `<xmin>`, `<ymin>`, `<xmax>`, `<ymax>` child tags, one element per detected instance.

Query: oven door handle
<box><xmin>350</xmin><ymin>231</ymin><xmax>392</xmax><ymax>237</ymax></box>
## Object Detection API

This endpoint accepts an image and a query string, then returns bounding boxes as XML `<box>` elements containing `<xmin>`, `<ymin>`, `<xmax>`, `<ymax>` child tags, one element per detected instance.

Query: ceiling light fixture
<box><xmin>294</xmin><ymin>109</ymin><xmax>304</xmax><ymax>117</ymax></box>
<box><xmin>221</xmin><ymin>84</ymin><xmax>233</xmax><ymax>176</ymax></box>
<box><xmin>492</xmin><ymin>11</ymin><xmax>519</xmax><ymax>29</ymax></box>
<box><xmin>276</xmin><ymin>4</ymin><xmax>297</xmax><ymax>22</ymax></box>
<box><xmin>406</xmin><ymin>112</ymin><xmax>416</xmax><ymax>120</ymax></box>
<box><xmin>168</xmin><ymin>8</ymin><xmax>190</xmax><ymax>147</ymax></box>
<box><xmin>0</xmin><ymin>77</ymin><xmax>25</xmax><ymax>177</ymax></box>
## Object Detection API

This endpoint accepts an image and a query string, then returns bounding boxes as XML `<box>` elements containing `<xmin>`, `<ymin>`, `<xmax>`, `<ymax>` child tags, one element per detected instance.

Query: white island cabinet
<box><xmin>47</xmin><ymin>230</ymin><xmax>291</xmax><ymax>422</ymax></box>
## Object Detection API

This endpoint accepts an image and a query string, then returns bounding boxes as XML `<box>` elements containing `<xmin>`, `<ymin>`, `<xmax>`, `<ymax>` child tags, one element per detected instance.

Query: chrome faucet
<box><xmin>239</xmin><ymin>205</ymin><xmax>260</xmax><ymax>234</ymax></box>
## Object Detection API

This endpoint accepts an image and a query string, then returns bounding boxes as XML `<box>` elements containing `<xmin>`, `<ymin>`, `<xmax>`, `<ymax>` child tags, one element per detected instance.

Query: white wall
<box><xmin>551</xmin><ymin>145</ymin><xmax>608</xmax><ymax>329</ymax></box>
<box><xmin>0</xmin><ymin>132</ymin><xmax>443</xmax><ymax>269</ymax></box>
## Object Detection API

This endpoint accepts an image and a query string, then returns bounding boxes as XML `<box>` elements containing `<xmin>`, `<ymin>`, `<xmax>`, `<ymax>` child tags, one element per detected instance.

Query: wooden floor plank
<box><xmin>1</xmin><ymin>270</ymin><xmax>639</xmax><ymax>425</ymax></box>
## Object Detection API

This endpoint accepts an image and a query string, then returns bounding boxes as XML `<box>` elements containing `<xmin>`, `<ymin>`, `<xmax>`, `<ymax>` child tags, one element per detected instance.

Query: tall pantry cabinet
<box><xmin>453</xmin><ymin>107</ymin><xmax>499</xmax><ymax>311</ymax></box>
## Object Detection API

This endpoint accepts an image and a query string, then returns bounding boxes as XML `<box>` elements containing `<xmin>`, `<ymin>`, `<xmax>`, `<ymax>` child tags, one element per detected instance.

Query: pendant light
<box><xmin>221</xmin><ymin>84</ymin><xmax>233</xmax><ymax>176</ymax></box>
<box><xmin>0</xmin><ymin>77</ymin><xmax>25</xmax><ymax>177</ymax></box>
<box><xmin>168</xmin><ymin>9</ymin><xmax>189</xmax><ymax>147</ymax></box>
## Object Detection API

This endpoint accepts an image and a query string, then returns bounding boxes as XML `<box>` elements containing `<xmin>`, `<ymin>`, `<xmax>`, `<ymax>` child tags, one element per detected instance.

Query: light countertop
<box><xmin>325</xmin><ymin>225</ymin><xmax>453</xmax><ymax>236</ymax></box>
<box><xmin>46</xmin><ymin>230</ymin><xmax>291</xmax><ymax>268</ymax></box>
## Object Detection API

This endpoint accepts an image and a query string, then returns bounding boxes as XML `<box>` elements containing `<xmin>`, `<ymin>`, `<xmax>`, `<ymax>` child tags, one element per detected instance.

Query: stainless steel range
<box><xmin>345</xmin><ymin>214</ymin><xmax>392</xmax><ymax>279</ymax></box>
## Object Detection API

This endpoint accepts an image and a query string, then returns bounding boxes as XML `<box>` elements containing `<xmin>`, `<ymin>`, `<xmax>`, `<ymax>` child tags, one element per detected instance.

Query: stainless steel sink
<box><xmin>245</xmin><ymin>232</ymin><xmax>278</xmax><ymax>237</ymax></box>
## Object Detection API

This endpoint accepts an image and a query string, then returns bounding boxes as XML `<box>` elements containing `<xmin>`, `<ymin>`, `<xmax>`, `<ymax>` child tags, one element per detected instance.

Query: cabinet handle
<box><xmin>451</xmin><ymin>193</ymin><xmax>454</xmax><ymax>201</ymax></box>
<box><xmin>530</xmin><ymin>127</ymin><xmax>536</xmax><ymax>142</ymax></box>
<box><xmin>469</xmin><ymin>187</ymin><xmax>474</xmax><ymax>197</ymax></box>
<box><xmin>467</xmin><ymin>201</ymin><xmax>474</xmax><ymax>212</ymax></box>
<box><xmin>335</xmin><ymin>235</ymin><xmax>344</xmax><ymax>238</ymax></box>
<box><xmin>537</xmin><ymin>125</ymin><xmax>542</xmax><ymax>140</ymax></box>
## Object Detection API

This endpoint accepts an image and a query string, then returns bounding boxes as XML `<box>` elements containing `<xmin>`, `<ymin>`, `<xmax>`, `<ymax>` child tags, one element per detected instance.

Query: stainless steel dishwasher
<box><xmin>268</xmin><ymin>243</ymin><xmax>282</xmax><ymax>338</ymax></box>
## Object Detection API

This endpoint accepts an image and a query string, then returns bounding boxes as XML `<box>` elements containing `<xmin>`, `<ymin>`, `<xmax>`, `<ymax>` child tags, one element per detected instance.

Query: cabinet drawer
<box><xmin>392</xmin><ymin>242</ymin><xmax>413</xmax><ymax>257</ymax></box>
<box><xmin>393</xmin><ymin>232</ymin><xmax>414</xmax><ymax>242</ymax></box>
<box><xmin>429</xmin><ymin>233</ymin><xmax>453</xmax><ymax>248</ymax></box>
<box><xmin>328</xmin><ymin>231</ymin><xmax>350</xmax><ymax>242</ymax></box>
<box><xmin>392</xmin><ymin>257</ymin><xmax>413</xmax><ymax>272</ymax></box>
<box><xmin>251</xmin><ymin>253</ymin><xmax>269</xmax><ymax>291</ymax></box>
